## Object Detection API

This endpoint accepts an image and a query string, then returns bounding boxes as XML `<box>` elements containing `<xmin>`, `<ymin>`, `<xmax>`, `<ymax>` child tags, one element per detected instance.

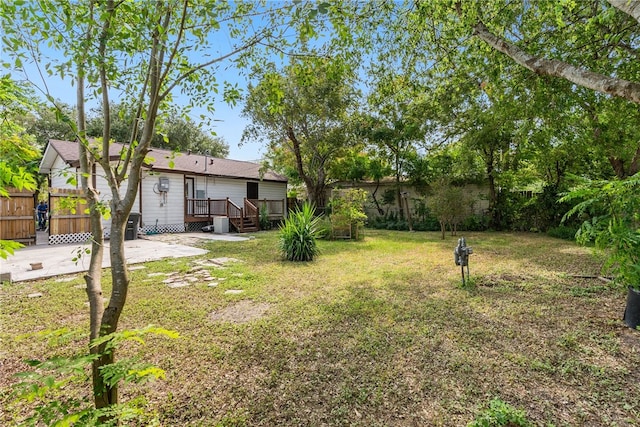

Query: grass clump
<box><xmin>278</xmin><ymin>202</ymin><xmax>322</xmax><ymax>261</ymax></box>
<box><xmin>469</xmin><ymin>398</ymin><xmax>532</xmax><ymax>427</ymax></box>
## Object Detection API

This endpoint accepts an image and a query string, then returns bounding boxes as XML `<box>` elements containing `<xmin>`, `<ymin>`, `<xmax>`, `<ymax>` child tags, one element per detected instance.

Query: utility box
<box><xmin>125</xmin><ymin>213</ymin><xmax>140</xmax><ymax>240</ymax></box>
<box><xmin>213</xmin><ymin>216</ymin><xmax>229</xmax><ymax>234</ymax></box>
<box><xmin>158</xmin><ymin>177</ymin><xmax>170</xmax><ymax>192</ymax></box>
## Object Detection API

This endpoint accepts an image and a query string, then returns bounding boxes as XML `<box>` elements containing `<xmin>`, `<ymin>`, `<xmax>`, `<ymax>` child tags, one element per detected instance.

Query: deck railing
<box><xmin>185</xmin><ymin>197</ymin><xmax>285</xmax><ymax>232</ymax></box>
<box><xmin>249</xmin><ymin>198</ymin><xmax>286</xmax><ymax>219</ymax></box>
<box><xmin>226</xmin><ymin>199</ymin><xmax>244</xmax><ymax>232</ymax></box>
<box><xmin>244</xmin><ymin>199</ymin><xmax>259</xmax><ymax>229</ymax></box>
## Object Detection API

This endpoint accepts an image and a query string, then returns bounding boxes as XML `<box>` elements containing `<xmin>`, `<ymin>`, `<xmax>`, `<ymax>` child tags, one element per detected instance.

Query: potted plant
<box><xmin>561</xmin><ymin>174</ymin><xmax>640</xmax><ymax>329</ymax></box>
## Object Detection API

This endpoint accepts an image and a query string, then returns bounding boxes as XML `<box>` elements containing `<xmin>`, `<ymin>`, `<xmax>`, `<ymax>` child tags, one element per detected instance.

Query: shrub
<box><xmin>562</xmin><ymin>175</ymin><xmax>640</xmax><ymax>288</ymax></box>
<box><xmin>259</xmin><ymin>205</ymin><xmax>271</xmax><ymax>230</ymax></box>
<box><xmin>279</xmin><ymin>203</ymin><xmax>322</xmax><ymax>261</ymax></box>
<box><xmin>460</xmin><ymin>214</ymin><xmax>490</xmax><ymax>232</ymax></box>
<box><xmin>329</xmin><ymin>189</ymin><xmax>368</xmax><ymax>240</ymax></box>
<box><xmin>547</xmin><ymin>225</ymin><xmax>578</xmax><ymax>240</ymax></box>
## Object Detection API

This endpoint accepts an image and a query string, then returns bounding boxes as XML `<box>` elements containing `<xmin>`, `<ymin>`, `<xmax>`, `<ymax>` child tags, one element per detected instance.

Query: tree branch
<box><xmin>608</xmin><ymin>0</ymin><xmax>640</xmax><ymax>25</ymax></box>
<box><xmin>472</xmin><ymin>20</ymin><xmax>640</xmax><ymax>104</ymax></box>
<box><xmin>158</xmin><ymin>31</ymin><xmax>266</xmax><ymax>102</ymax></box>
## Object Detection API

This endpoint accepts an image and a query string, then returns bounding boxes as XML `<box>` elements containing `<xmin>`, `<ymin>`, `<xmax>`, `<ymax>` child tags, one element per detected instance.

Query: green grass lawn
<box><xmin>1</xmin><ymin>230</ymin><xmax>639</xmax><ymax>426</ymax></box>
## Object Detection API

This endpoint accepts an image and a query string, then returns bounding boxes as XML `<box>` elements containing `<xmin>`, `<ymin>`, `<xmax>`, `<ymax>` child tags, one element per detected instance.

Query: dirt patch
<box><xmin>209</xmin><ymin>300</ymin><xmax>271</xmax><ymax>323</ymax></box>
<box><xmin>477</xmin><ymin>273</ymin><xmax>531</xmax><ymax>287</ymax></box>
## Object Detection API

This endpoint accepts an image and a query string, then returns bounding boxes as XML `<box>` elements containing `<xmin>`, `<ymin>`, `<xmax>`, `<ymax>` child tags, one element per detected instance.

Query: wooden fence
<box><xmin>0</xmin><ymin>188</ymin><xmax>35</xmax><ymax>244</ymax></box>
<box><xmin>49</xmin><ymin>188</ymin><xmax>91</xmax><ymax>236</ymax></box>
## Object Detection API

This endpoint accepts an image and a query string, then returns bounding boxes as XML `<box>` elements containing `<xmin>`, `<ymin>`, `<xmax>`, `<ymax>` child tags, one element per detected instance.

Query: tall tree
<box><xmin>242</xmin><ymin>57</ymin><xmax>359</xmax><ymax>207</ymax></box>
<box><xmin>357</xmin><ymin>76</ymin><xmax>429</xmax><ymax>217</ymax></box>
<box><xmin>151</xmin><ymin>114</ymin><xmax>229</xmax><ymax>158</ymax></box>
<box><xmin>22</xmin><ymin>102</ymin><xmax>77</xmax><ymax>146</ymax></box>
<box><xmin>85</xmin><ymin>103</ymin><xmax>230</xmax><ymax>157</ymax></box>
<box><xmin>2</xmin><ymin>0</ymin><xmax>327</xmax><ymax>414</ymax></box>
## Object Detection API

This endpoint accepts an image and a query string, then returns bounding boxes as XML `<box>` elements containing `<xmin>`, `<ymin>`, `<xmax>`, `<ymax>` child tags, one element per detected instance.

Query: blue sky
<box><xmin>12</xmin><ymin>55</ymin><xmax>262</xmax><ymax>162</ymax></box>
<box><xmin>2</xmin><ymin>3</ymin><xmax>294</xmax><ymax>163</ymax></box>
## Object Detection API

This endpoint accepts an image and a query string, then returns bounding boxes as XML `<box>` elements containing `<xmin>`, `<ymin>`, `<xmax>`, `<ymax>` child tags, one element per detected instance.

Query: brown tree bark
<box><xmin>472</xmin><ymin>21</ymin><xmax>640</xmax><ymax>104</ymax></box>
<box><xmin>608</xmin><ymin>0</ymin><xmax>640</xmax><ymax>24</ymax></box>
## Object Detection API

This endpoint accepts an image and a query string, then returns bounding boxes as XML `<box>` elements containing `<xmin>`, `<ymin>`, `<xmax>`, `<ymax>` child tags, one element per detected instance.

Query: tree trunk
<box><xmin>371</xmin><ymin>180</ymin><xmax>384</xmax><ymax>215</ymax></box>
<box><xmin>404</xmin><ymin>195</ymin><xmax>413</xmax><ymax>231</ymax></box>
<box><xmin>486</xmin><ymin>163</ymin><xmax>499</xmax><ymax>228</ymax></box>
<box><xmin>440</xmin><ymin>221</ymin><xmax>445</xmax><ymax>240</ymax></box>
<box><xmin>286</xmin><ymin>125</ymin><xmax>328</xmax><ymax>208</ymax></box>
<box><xmin>395</xmin><ymin>154</ymin><xmax>404</xmax><ymax>219</ymax></box>
<box><xmin>308</xmin><ymin>183</ymin><xmax>327</xmax><ymax>211</ymax></box>
<box><xmin>92</xmin><ymin>209</ymin><xmax>130</xmax><ymax>409</ymax></box>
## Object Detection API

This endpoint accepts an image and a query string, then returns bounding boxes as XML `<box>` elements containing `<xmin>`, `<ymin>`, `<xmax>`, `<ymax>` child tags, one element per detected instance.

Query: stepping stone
<box><xmin>210</xmin><ymin>257</ymin><xmax>241</xmax><ymax>265</ymax></box>
<box><xmin>162</xmin><ymin>278</ymin><xmax>175</xmax><ymax>284</ymax></box>
<box><xmin>74</xmin><ymin>284</ymin><xmax>87</xmax><ymax>289</ymax></box>
<box><xmin>28</xmin><ymin>292</ymin><xmax>43</xmax><ymax>298</ymax></box>
<box><xmin>207</xmin><ymin>282</ymin><xmax>219</xmax><ymax>287</ymax></box>
<box><xmin>56</xmin><ymin>277</ymin><xmax>76</xmax><ymax>282</ymax></box>
<box><xmin>167</xmin><ymin>282</ymin><xmax>190</xmax><ymax>288</ymax></box>
<box><xmin>224</xmin><ymin>289</ymin><xmax>244</xmax><ymax>295</ymax></box>
<box><xmin>232</xmin><ymin>273</ymin><xmax>244</xmax><ymax>277</ymax></box>
<box><xmin>186</xmin><ymin>276</ymin><xmax>199</xmax><ymax>282</ymax></box>
<box><xmin>129</xmin><ymin>265</ymin><xmax>146</xmax><ymax>271</ymax></box>
<box><xmin>195</xmin><ymin>257</ymin><xmax>242</xmax><ymax>268</ymax></box>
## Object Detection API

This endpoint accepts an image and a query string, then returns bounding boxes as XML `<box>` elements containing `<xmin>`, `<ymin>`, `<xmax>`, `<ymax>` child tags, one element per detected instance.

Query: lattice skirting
<box><xmin>140</xmin><ymin>223</ymin><xmax>186</xmax><ymax>235</ymax></box>
<box><xmin>49</xmin><ymin>232</ymin><xmax>93</xmax><ymax>245</ymax></box>
<box><xmin>185</xmin><ymin>222</ymin><xmax>209</xmax><ymax>232</ymax></box>
<box><xmin>48</xmin><ymin>223</ymin><xmax>188</xmax><ymax>244</ymax></box>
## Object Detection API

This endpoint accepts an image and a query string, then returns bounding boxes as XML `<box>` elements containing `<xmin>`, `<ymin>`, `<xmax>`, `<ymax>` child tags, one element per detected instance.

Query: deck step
<box><xmin>229</xmin><ymin>217</ymin><xmax>259</xmax><ymax>233</ymax></box>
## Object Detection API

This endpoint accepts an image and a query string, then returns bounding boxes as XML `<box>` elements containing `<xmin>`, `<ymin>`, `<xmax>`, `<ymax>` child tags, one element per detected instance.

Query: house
<box><xmin>39</xmin><ymin>139</ymin><xmax>287</xmax><ymax>239</ymax></box>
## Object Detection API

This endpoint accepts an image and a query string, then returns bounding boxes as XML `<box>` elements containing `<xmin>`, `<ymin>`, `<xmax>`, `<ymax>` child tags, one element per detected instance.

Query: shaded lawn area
<box><xmin>1</xmin><ymin>230</ymin><xmax>639</xmax><ymax>426</ymax></box>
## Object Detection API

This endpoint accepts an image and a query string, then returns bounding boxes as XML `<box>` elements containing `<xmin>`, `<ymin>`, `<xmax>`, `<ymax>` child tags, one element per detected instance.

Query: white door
<box><xmin>185</xmin><ymin>177</ymin><xmax>194</xmax><ymax>215</ymax></box>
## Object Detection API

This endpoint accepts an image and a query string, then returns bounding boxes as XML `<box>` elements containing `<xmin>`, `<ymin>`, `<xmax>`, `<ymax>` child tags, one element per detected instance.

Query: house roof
<box><xmin>39</xmin><ymin>139</ymin><xmax>287</xmax><ymax>183</ymax></box>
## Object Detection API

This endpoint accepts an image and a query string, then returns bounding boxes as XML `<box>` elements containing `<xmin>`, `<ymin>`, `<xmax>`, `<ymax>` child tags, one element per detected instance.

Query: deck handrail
<box><xmin>244</xmin><ymin>198</ymin><xmax>259</xmax><ymax>230</ymax></box>
<box><xmin>185</xmin><ymin>197</ymin><xmax>285</xmax><ymax>231</ymax></box>
<box><xmin>226</xmin><ymin>198</ymin><xmax>244</xmax><ymax>232</ymax></box>
<box><xmin>249</xmin><ymin>198</ymin><xmax>285</xmax><ymax>218</ymax></box>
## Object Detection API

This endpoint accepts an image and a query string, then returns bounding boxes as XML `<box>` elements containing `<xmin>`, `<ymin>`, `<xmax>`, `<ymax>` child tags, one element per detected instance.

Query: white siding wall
<box><xmin>140</xmin><ymin>172</ymin><xmax>184</xmax><ymax>229</ymax></box>
<box><xmin>92</xmin><ymin>164</ymin><xmax>139</xmax><ymax>233</ymax></box>
<box><xmin>202</xmin><ymin>177</ymin><xmax>247</xmax><ymax>206</ymax></box>
<box><xmin>199</xmin><ymin>177</ymin><xmax>286</xmax><ymax>205</ymax></box>
<box><xmin>258</xmin><ymin>181</ymin><xmax>287</xmax><ymax>201</ymax></box>
<box><xmin>50</xmin><ymin>156</ymin><xmax>78</xmax><ymax>189</ymax></box>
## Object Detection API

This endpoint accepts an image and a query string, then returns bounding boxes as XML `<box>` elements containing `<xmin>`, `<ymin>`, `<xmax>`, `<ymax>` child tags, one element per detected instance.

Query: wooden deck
<box><xmin>185</xmin><ymin>198</ymin><xmax>286</xmax><ymax>233</ymax></box>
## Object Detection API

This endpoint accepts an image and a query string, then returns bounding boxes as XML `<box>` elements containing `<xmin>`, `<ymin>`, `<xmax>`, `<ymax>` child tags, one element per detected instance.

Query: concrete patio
<box><xmin>0</xmin><ymin>233</ymin><xmax>249</xmax><ymax>282</ymax></box>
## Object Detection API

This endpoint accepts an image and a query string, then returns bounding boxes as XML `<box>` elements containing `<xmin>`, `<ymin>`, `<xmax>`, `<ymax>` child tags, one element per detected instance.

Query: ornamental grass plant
<box><xmin>279</xmin><ymin>202</ymin><xmax>322</xmax><ymax>261</ymax></box>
